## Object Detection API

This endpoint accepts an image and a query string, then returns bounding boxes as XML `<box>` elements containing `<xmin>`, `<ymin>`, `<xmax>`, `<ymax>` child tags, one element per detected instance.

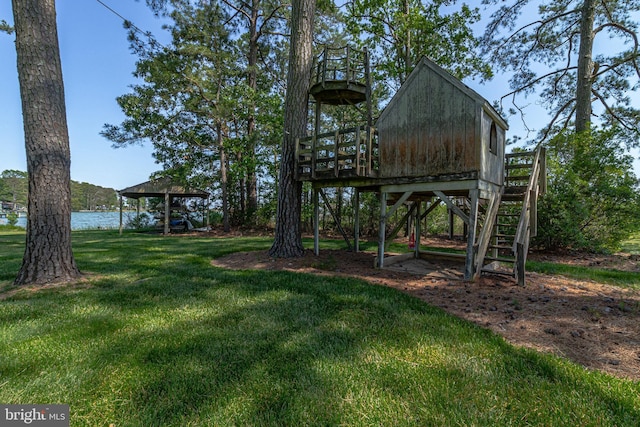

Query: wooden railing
<box><xmin>512</xmin><ymin>144</ymin><xmax>546</xmax><ymax>284</ymax></box>
<box><xmin>296</xmin><ymin>126</ymin><xmax>378</xmax><ymax>180</ymax></box>
<box><xmin>313</xmin><ymin>46</ymin><xmax>368</xmax><ymax>87</ymax></box>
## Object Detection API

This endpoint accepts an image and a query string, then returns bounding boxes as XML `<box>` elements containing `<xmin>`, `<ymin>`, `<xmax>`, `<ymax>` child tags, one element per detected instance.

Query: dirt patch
<box><xmin>212</xmin><ymin>238</ymin><xmax>640</xmax><ymax>381</ymax></box>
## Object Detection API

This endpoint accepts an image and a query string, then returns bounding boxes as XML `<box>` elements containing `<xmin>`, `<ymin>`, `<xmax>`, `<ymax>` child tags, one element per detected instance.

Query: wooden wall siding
<box><xmin>378</xmin><ymin>61</ymin><xmax>480</xmax><ymax>179</ymax></box>
<box><xmin>479</xmin><ymin>110</ymin><xmax>506</xmax><ymax>185</ymax></box>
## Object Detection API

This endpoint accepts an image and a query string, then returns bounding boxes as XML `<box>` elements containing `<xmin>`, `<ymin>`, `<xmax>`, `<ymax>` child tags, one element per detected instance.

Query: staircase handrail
<box><xmin>512</xmin><ymin>144</ymin><xmax>544</xmax><ymax>250</ymax></box>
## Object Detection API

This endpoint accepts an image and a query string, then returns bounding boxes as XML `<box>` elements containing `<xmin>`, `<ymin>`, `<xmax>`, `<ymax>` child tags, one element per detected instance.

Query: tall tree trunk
<box><xmin>403</xmin><ymin>0</ymin><xmax>411</xmax><ymax>81</ymax></box>
<box><xmin>575</xmin><ymin>0</ymin><xmax>596</xmax><ymax>133</ymax></box>
<box><xmin>269</xmin><ymin>0</ymin><xmax>316</xmax><ymax>257</ymax></box>
<box><xmin>218</xmin><ymin>122</ymin><xmax>230</xmax><ymax>232</ymax></box>
<box><xmin>12</xmin><ymin>0</ymin><xmax>80</xmax><ymax>285</ymax></box>
<box><xmin>246</xmin><ymin>0</ymin><xmax>259</xmax><ymax>220</ymax></box>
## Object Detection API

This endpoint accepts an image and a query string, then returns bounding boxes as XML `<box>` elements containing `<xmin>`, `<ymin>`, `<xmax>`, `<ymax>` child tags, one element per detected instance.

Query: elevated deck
<box><xmin>296</xmin><ymin>125</ymin><xmax>379</xmax><ymax>184</ymax></box>
<box><xmin>310</xmin><ymin>46</ymin><xmax>370</xmax><ymax>106</ymax></box>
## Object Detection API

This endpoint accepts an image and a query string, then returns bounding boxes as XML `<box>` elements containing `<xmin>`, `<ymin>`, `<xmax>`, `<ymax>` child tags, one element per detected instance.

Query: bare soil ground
<box><xmin>211</xmin><ymin>235</ymin><xmax>640</xmax><ymax>381</ymax></box>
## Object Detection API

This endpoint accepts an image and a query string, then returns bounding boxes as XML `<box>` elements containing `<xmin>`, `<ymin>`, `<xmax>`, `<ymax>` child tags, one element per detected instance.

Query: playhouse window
<box><xmin>489</xmin><ymin>122</ymin><xmax>498</xmax><ymax>155</ymax></box>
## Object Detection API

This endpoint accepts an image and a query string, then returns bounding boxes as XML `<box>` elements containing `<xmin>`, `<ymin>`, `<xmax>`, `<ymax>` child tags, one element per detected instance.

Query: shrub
<box><xmin>534</xmin><ymin>128</ymin><xmax>640</xmax><ymax>252</ymax></box>
<box><xmin>6</xmin><ymin>212</ymin><xmax>18</xmax><ymax>226</ymax></box>
<box><xmin>124</xmin><ymin>212</ymin><xmax>155</xmax><ymax>230</ymax></box>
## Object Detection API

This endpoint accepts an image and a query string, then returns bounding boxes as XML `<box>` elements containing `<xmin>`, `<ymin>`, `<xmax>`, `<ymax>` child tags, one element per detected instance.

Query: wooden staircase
<box><xmin>480</xmin><ymin>146</ymin><xmax>546</xmax><ymax>285</ymax></box>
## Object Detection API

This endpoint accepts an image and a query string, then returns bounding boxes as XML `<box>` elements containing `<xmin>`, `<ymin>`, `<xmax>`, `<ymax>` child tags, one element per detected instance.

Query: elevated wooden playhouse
<box><xmin>296</xmin><ymin>47</ymin><xmax>546</xmax><ymax>285</ymax></box>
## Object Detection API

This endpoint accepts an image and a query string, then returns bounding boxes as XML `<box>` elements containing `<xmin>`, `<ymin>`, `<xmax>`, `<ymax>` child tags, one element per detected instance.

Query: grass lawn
<box><xmin>0</xmin><ymin>230</ymin><xmax>638</xmax><ymax>426</ymax></box>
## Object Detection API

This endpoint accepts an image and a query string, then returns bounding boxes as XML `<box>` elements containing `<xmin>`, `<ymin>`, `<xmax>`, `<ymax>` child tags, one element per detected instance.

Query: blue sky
<box><xmin>1</xmin><ymin>1</ymin><xmax>168</xmax><ymax>190</ymax></box>
<box><xmin>1</xmin><ymin>2</ymin><xmax>638</xmax><ymax>190</ymax></box>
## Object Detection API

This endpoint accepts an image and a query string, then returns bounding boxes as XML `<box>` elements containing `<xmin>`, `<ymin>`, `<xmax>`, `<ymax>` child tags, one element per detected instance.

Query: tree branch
<box><xmin>501</xmin><ymin>66</ymin><xmax>579</xmax><ymax>102</ymax></box>
<box><xmin>221</xmin><ymin>0</ymin><xmax>251</xmax><ymax>21</ymax></box>
<box><xmin>257</xmin><ymin>3</ymin><xmax>289</xmax><ymax>38</ymax></box>
<box><xmin>592</xmin><ymin>88</ymin><xmax>637</xmax><ymax>131</ymax></box>
<box><xmin>539</xmin><ymin>98</ymin><xmax>576</xmax><ymax>143</ymax></box>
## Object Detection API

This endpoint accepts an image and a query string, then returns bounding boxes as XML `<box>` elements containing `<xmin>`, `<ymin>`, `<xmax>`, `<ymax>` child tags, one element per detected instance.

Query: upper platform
<box><xmin>310</xmin><ymin>46</ymin><xmax>369</xmax><ymax>106</ymax></box>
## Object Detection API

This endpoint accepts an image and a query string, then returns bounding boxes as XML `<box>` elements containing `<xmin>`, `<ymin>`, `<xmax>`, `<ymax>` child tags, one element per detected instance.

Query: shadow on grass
<box><xmin>0</xmin><ymin>231</ymin><xmax>639</xmax><ymax>425</ymax></box>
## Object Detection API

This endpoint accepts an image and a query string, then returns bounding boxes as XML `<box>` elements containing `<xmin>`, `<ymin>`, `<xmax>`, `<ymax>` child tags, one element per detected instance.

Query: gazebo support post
<box><xmin>164</xmin><ymin>192</ymin><xmax>170</xmax><ymax>235</ymax></box>
<box><xmin>119</xmin><ymin>194</ymin><xmax>124</xmax><ymax>235</ymax></box>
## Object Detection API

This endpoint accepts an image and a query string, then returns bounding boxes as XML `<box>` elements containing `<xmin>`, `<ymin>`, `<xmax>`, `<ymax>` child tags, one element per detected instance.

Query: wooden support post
<box><xmin>414</xmin><ymin>201</ymin><xmax>421</xmax><ymax>257</ymax></box>
<box><xmin>118</xmin><ymin>194</ymin><xmax>123</xmax><ymax>235</ymax></box>
<box><xmin>464</xmin><ymin>189</ymin><xmax>479</xmax><ymax>280</ymax></box>
<box><xmin>355</xmin><ymin>127</ymin><xmax>361</xmax><ymax>176</ymax></box>
<box><xmin>313</xmin><ymin>187</ymin><xmax>320</xmax><ymax>256</ymax></box>
<box><xmin>377</xmin><ymin>191</ymin><xmax>387</xmax><ymax>268</ymax></box>
<box><xmin>354</xmin><ymin>189</ymin><xmax>360</xmax><ymax>253</ymax></box>
<box><xmin>164</xmin><ymin>192</ymin><xmax>170</xmax><ymax>235</ymax></box>
<box><xmin>516</xmin><ymin>243</ymin><xmax>526</xmax><ymax>286</ymax></box>
<box><xmin>334</xmin><ymin>131</ymin><xmax>340</xmax><ymax>178</ymax></box>
<box><xmin>312</xmin><ymin>102</ymin><xmax>321</xmax><ymax>179</ymax></box>
<box><xmin>206</xmin><ymin>197</ymin><xmax>210</xmax><ymax>228</ymax></box>
<box><xmin>366</xmin><ymin>127</ymin><xmax>373</xmax><ymax>176</ymax></box>
<box><xmin>448</xmin><ymin>207</ymin><xmax>454</xmax><ymax>239</ymax></box>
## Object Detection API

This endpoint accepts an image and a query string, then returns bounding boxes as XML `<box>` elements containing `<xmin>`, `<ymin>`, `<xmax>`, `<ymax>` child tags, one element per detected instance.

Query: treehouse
<box><xmin>297</xmin><ymin>51</ymin><xmax>545</xmax><ymax>285</ymax></box>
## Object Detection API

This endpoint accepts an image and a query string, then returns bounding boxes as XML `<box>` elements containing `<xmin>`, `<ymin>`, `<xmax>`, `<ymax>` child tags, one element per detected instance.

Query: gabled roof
<box><xmin>119</xmin><ymin>177</ymin><xmax>208</xmax><ymax>199</ymax></box>
<box><xmin>377</xmin><ymin>56</ymin><xmax>508</xmax><ymax>130</ymax></box>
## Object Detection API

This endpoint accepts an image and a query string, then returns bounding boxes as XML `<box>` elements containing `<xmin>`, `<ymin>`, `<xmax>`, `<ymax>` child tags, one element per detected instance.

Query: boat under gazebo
<box><xmin>118</xmin><ymin>177</ymin><xmax>209</xmax><ymax>234</ymax></box>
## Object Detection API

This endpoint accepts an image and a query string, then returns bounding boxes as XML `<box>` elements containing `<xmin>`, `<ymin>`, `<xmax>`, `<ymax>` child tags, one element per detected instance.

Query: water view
<box><xmin>1</xmin><ymin>211</ymin><xmax>151</xmax><ymax>230</ymax></box>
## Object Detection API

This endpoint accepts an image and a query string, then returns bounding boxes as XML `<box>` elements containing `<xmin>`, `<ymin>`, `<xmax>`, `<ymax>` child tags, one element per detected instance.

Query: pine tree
<box><xmin>12</xmin><ymin>0</ymin><xmax>80</xmax><ymax>285</ymax></box>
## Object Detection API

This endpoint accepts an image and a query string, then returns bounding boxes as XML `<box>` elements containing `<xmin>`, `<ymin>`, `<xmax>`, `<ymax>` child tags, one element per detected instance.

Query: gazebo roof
<box><xmin>119</xmin><ymin>178</ymin><xmax>209</xmax><ymax>199</ymax></box>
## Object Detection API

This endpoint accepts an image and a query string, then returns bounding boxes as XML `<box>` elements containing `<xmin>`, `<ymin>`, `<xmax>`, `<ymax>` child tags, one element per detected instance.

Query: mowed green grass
<box><xmin>0</xmin><ymin>230</ymin><xmax>638</xmax><ymax>426</ymax></box>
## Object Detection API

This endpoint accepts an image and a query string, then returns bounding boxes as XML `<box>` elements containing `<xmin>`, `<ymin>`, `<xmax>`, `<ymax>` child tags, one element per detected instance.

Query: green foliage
<box><xmin>0</xmin><ymin>231</ymin><xmax>638</xmax><ymax>425</ymax></box>
<box><xmin>345</xmin><ymin>0</ymin><xmax>491</xmax><ymax>89</ymax></box>
<box><xmin>5</xmin><ymin>212</ymin><xmax>18</xmax><ymax>226</ymax></box>
<box><xmin>124</xmin><ymin>212</ymin><xmax>155</xmax><ymax>230</ymax></box>
<box><xmin>0</xmin><ymin>170</ymin><xmax>117</xmax><ymax>211</ymax></box>
<box><xmin>0</xmin><ymin>19</ymin><xmax>13</xmax><ymax>34</ymax></box>
<box><xmin>482</xmin><ymin>0</ymin><xmax>640</xmax><ymax>142</ymax></box>
<box><xmin>535</xmin><ymin>128</ymin><xmax>640</xmax><ymax>252</ymax></box>
<box><xmin>0</xmin><ymin>170</ymin><xmax>28</xmax><ymax>206</ymax></box>
<box><xmin>70</xmin><ymin>181</ymin><xmax>118</xmax><ymax>211</ymax></box>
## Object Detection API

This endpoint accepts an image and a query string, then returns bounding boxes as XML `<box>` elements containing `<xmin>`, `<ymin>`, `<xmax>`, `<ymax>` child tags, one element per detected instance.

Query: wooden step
<box><xmin>506</xmin><ymin>175</ymin><xmax>532</xmax><ymax>182</ymax></box>
<box><xmin>480</xmin><ymin>266</ymin><xmax>516</xmax><ymax>277</ymax></box>
<box><xmin>489</xmin><ymin>244</ymin><xmax>513</xmax><ymax>250</ymax></box>
<box><xmin>506</xmin><ymin>163</ymin><xmax>533</xmax><ymax>170</ymax></box>
<box><xmin>484</xmin><ymin>255</ymin><xmax>516</xmax><ymax>263</ymax></box>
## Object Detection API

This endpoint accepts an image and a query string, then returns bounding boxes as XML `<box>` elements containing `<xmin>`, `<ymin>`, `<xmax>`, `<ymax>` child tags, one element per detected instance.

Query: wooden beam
<box><xmin>384</xmin><ymin>202</ymin><xmax>417</xmax><ymax>252</ymax></box>
<box><xmin>319</xmin><ymin>189</ymin><xmax>353</xmax><ymax>251</ymax></box>
<box><xmin>381</xmin><ymin>179</ymin><xmax>475</xmax><ymax>194</ymax></box>
<box><xmin>420</xmin><ymin>198</ymin><xmax>441</xmax><ymax>221</ymax></box>
<box><xmin>434</xmin><ymin>190</ymin><xmax>469</xmax><ymax>225</ymax></box>
<box><xmin>386</xmin><ymin>191</ymin><xmax>413</xmax><ymax>220</ymax></box>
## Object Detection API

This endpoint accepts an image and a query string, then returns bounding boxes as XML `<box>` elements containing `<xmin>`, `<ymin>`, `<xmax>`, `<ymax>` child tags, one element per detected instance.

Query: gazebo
<box><xmin>118</xmin><ymin>178</ymin><xmax>210</xmax><ymax>234</ymax></box>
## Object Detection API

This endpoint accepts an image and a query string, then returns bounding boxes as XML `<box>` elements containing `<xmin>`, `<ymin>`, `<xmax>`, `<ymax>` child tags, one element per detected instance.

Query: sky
<box><xmin>1</xmin><ymin>1</ymin><xmax>169</xmax><ymax>190</ymax></box>
<box><xmin>0</xmin><ymin>2</ymin><xmax>637</xmax><ymax>190</ymax></box>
